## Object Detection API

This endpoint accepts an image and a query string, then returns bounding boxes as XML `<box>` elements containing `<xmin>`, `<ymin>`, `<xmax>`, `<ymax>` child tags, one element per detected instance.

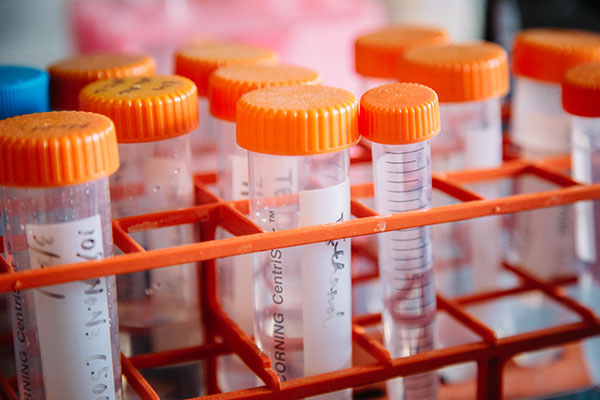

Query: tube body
<box><xmin>510</xmin><ymin>76</ymin><xmax>575</xmax><ymax>279</ymax></box>
<box><xmin>110</xmin><ymin>134</ymin><xmax>199</xmax><ymax>342</ymax></box>
<box><xmin>430</xmin><ymin>97</ymin><xmax>503</xmax><ymax>382</ymax></box>
<box><xmin>432</xmin><ymin>98</ymin><xmax>502</xmax><ymax>295</ymax></box>
<box><xmin>372</xmin><ymin>141</ymin><xmax>437</xmax><ymax>399</ymax></box>
<box><xmin>215</xmin><ymin>118</ymin><xmax>256</xmax><ymax>390</ymax></box>
<box><xmin>3</xmin><ymin>178</ymin><xmax>122</xmax><ymax>400</ymax></box>
<box><xmin>249</xmin><ymin>150</ymin><xmax>352</xmax><ymax>398</ymax></box>
<box><xmin>572</xmin><ymin>116</ymin><xmax>600</xmax><ymax>383</ymax></box>
<box><xmin>190</xmin><ymin>97</ymin><xmax>218</xmax><ymax>174</ymax></box>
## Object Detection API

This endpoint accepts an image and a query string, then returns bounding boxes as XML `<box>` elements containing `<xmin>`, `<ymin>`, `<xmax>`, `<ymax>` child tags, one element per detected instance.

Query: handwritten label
<box><xmin>27</xmin><ymin>215</ymin><xmax>116</xmax><ymax>400</ymax></box>
<box><xmin>299</xmin><ymin>179</ymin><xmax>352</xmax><ymax>380</ymax></box>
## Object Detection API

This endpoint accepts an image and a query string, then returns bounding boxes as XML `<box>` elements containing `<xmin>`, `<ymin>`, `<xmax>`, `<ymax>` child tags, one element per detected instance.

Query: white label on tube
<box><xmin>27</xmin><ymin>215</ymin><xmax>116</xmax><ymax>400</ymax></box>
<box><xmin>299</xmin><ymin>178</ymin><xmax>352</xmax><ymax>380</ymax></box>
<box><xmin>231</xmin><ymin>153</ymin><xmax>249</xmax><ymax>201</ymax></box>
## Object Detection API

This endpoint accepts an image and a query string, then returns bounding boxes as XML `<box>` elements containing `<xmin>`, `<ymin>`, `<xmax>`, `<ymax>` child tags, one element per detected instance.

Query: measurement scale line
<box><xmin>386</xmin><ymin>147</ymin><xmax>425</xmax><ymax>155</ymax></box>
<box><xmin>387</xmin><ymin>187</ymin><xmax>424</xmax><ymax>194</ymax></box>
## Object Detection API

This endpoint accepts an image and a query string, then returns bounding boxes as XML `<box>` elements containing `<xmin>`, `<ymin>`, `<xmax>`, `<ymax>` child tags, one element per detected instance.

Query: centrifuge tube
<box><xmin>237</xmin><ymin>85</ymin><xmax>358</xmax><ymax>398</ymax></box>
<box><xmin>511</xmin><ymin>29</ymin><xmax>600</xmax><ymax>279</ymax></box>
<box><xmin>47</xmin><ymin>52</ymin><xmax>155</xmax><ymax>111</ymax></box>
<box><xmin>0</xmin><ymin>111</ymin><xmax>122</xmax><ymax>400</ymax></box>
<box><xmin>510</xmin><ymin>29</ymin><xmax>600</xmax><ymax>367</ymax></box>
<box><xmin>80</xmin><ymin>74</ymin><xmax>199</xmax><ymax>340</ymax></box>
<box><xmin>353</xmin><ymin>26</ymin><xmax>449</xmax><ymax>318</ymax></box>
<box><xmin>360</xmin><ymin>83</ymin><xmax>441</xmax><ymax>400</ymax></box>
<box><xmin>208</xmin><ymin>64</ymin><xmax>320</xmax><ymax>390</ymax></box>
<box><xmin>354</xmin><ymin>25</ymin><xmax>448</xmax><ymax>94</ymax></box>
<box><xmin>563</xmin><ymin>62</ymin><xmax>600</xmax><ymax>383</ymax></box>
<box><xmin>397</xmin><ymin>41</ymin><xmax>509</xmax><ymax>382</ymax></box>
<box><xmin>174</xmin><ymin>41</ymin><xmax>278</xmax><ymax>174</ymax></box>
<box><xmin>80</xmin><ymin>75</ymin><xmax>202</xmax><ymax>398</ymax></box>
<box><xmin>0</xmin><ymin>64</ymin><xmax>49</xmax><ymax>376</ymax></box>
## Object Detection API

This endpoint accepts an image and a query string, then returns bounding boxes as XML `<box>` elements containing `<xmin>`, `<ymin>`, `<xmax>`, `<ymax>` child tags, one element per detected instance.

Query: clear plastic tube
<box><xmin>371</xmin><ymin>141</ymin><xmax>437</xmax><ymax>399</ymax></box>
<box><xmin>431</xmin><ymin>97</ymin><xmax>504</xmax><ymax>382</ymax></box>
<box><xmin>215</xmin><ymin>118</ymin><xmax>256</xmax><ymax>390</ymax></box>
<box><xmin>507</xmin><ymin>76</ymin><xmax>576</xmax><ymax>367</ymax></box>
<box><xmin>249</xmin><ymin>150</ymin><xmax>352</xmax><ymax>398</ymax></box>
<box><xmin>510</xmin><ymin>77</ymin><xmax>576</xmax><ymax>279</ymax></box>
<box><xmin>190</xmin><ymin>97</ymin><xmax>218</xmax><ymax>174</ymax></box>
<box><xmin>572</xmin><ymin>116</ymin><xmax>600</xmax><ymax>383</ymax></box>
<box><xmin>431</xmin><ymin>99</ymin><xmax>503</xmax><ymax>289</ymax></box>
<box><xmin>111</xmin><ymin>134</ymin><xmax>198</xmax><ymax>332</ymax></box>
<box><xmin>2</xmin><ymin>178</ymin><xmax>122</xmax><ymax>400</ymax></box>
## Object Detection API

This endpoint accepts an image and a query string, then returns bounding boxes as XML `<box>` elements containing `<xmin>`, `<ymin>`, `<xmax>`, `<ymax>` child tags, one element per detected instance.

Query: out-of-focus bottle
<box><xmin>563</xmin><ymin>62</ymin><xmax>600</xmax><ymax>384</ymax></box>
<box><xmin>0</xmin><ymin>64</ymin><xmax>50</xmax><ymax>377</ymax></box>
<box><xmin>510</xmin><ymin>30</ymin><xmax>600</xmax><ymax>367</ymax></box>
<box><xmin>398</xmin><ymin>41</ymin><xmax>509</xmax><ymax>382</ymax></box>
<box><xmin>80</xmin><ymin>75</ymin><xmax>202</xmax><ymax>398</ymax></box>
<box><xmin>360</xmin><ymin>82</ymin><xmax>441</xmax><ymax>400</ymax></box>
<box><xmin>174</xmin><ymin>42</ymin><xmax>278</xmax><ymax>174</ymax></box>
<box><xmin>354</xmin><ymin>25</ymin><xmax>449</xmax><ymax>95</ymax></box>
<box><xmin>1</xmin><ymin>111</ymin><xmax>122</xmax><ymax>400</ymax></box>
<box><xmin>208</xmin><ymin>64</ymin><xmax>320</xmax><ymax>391</ymax></box>
<box><xmin>238</xmin><ymin>85</ymin><xmax>358</xmax><ymax>399</ymax></box>
<box><xmin>47</xmin><ymin>52</ymin><xmax>155</xmax><ymax>111</ymax></box>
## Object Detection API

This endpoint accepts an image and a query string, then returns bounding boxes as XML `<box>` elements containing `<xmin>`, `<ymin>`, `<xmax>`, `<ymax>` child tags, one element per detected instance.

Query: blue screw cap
<box><xmin>0</xmin><ymin>65</ymin><xmax>49</xmax><ymax>120</ymax></box>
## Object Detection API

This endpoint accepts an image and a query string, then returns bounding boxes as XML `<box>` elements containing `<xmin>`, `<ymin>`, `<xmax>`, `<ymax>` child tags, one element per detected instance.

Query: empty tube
<box><xmin>354</xmin><ymin>25</ymin><xmax>448</xmax><ymax>95</ymax></box>
<box><xmin>360</xmin><ymin>83</ymin><xmax>441</xmax><ymax>399</ymax></box>
<box><xmin>208</xmin><ymin>64</ymin><xmax>320</xmax><ymax>391</ymax></box>
<box><xmin>174</xmin><ymin>41</ymin><xmax>278</xmax><ymax>174</ymax></box>
<box><xmin>237</xmin><ymin>85</ymin><xmax>358</xmax><ymax>399</ymax></box>
<box><xmin>397</xmin><ymin>42</ymin><xmax>509</xmax><ymax>382</ymax></box>
<box><xmin>563</xmin><ymin>62</ymin><xmax>600</xmax><ymax>383</ymax></box>
<box><xmin>47</xmin><ymin>52</ymin><xmax>155</xmax><ymax>111</ymax></box>
<box><xmin>0</xmin><ymin>111</ymin><xmax>122</xmax><ymax>400</ymax></box>
<box><xmin>80</xmin><ymin>75</ymin><xmax>201</xmax><ymax>398</ymax></box>
<box><xmin>510</xmin><ymin>28</ymin><xmax>600</xmax><ymax>367</ymax></box>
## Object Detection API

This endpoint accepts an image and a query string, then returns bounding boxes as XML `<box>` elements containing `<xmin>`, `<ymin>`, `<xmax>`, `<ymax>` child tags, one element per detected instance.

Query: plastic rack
<box><xmin>1</xmin><ymin>139</ymin><xmax>600</xmax><ymax>400</ymax></box>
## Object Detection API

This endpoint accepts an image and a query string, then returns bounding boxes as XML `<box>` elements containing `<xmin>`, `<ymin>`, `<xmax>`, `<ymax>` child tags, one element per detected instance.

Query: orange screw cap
<box><xmin>355</xmin><ymin>25</ymin><xmax>449</xmax><ymax>79</ymax></box>
<box><xmin>0</xmin><ymin>111</ymin><xmax>119</xmax><ymax>187</ymax></box>
<box><xmin>48</xmin><ymin>52</ymin><xmax>155</xmax><ymax>111</ymax></box>
<box><xmin>562</xmin><ymin>63</ymin><xmax>600</xmax><ymax>118</ymax></box>
<box><xmin>174</xmin><ymin>41</ymin><xmax>279</xmax><ymax>98</ymax></box>
<box><xmin>236</xmin><ymin>85</ymin><xmax>359</xmax><ymax>156</ymax></box>
<box><xmin>360</xmin><ymin>83</ymin><xmax>441</xmax><ymax>145</ymax></box>
<box><xmin>397</xmin><ymin>42</ymin><xmax>509</xmax><ymax>103</ymax></box>
<box><xmin>512</xmin><ymin>29</ymin><xmax>600</xmax><ymax>84</ymax></box>
<box><xmin>80</xmin><ymin>75</ymin><xmax>199</xmax><ymax>143</ymax></box>
<box><xmin>209</xmin><ymin>64</ymin><xmax>321</xmax><ymax>122</ymax></box>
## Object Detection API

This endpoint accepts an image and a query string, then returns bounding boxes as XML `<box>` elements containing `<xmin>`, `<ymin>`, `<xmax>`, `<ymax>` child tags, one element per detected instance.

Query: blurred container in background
<box><xmin>71</xmin><ymin>0</ymin><xmax>384</xmax><ymax>94</ymax></box>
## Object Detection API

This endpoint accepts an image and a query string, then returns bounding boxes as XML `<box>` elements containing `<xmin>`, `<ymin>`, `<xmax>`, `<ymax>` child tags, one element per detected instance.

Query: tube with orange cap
<box><xmin>208</xmin><ymin>64</ymin><xmax>320</xmax><ymax>390</ymax></box>
<box><xmin>397</xmin><ymin>41</ymin><xmax>509</xmax><ymax>291</ymax></box>
<box><xmin>0</xmin><ymin>112</ymin><xmax>122</xmax><ymax>400</ymax></box>
<box><xmin>510</xmin><ymin>28</ymin><xmax>600</xmax><ymax>282</ymax></box>
<box><xmin>354</xmin><ymin>25</ymin><xmax>449</xmax><ymax>94</ymax></box>
<box><xmin>360</xmin><ymin>83</ymin><xmax>440</xmax><ymax>399</ymax></box>
<box><xmin>174</xmin><ymin>41</ymin><xmax>278</xmax><ymax>174</ymax></box>
<box><xmin>237</xmin><ymin>85</ymin><xmax>358</xmax><ymax>397</ymax></box>
<box><xmin>397</xmin><ymin>41</ymin><xmax>509</xmax><ymax>382</ymax></box>
<box><xmin>47</xmin><ymin>52</ymin><xmax>155</xmax><ymax>111</ymax></box>
<box><xmin>80</xmin><ymin>76</ymin><xmax>201</xmax><ymax>397</ymax></box>
<box><xmin>563</xmin><ymin>62</ymin><xmax>600</xmax><ymax>383</ymax></box>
